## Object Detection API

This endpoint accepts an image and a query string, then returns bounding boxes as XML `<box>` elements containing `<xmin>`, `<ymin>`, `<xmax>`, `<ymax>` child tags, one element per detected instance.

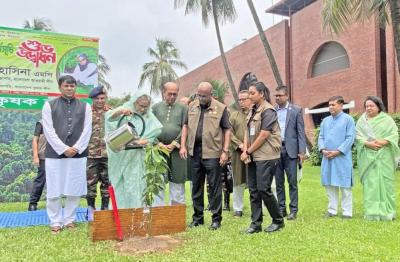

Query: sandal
<box><xmin>50</xmin><ymin>226</ymin><xmax>62</xmax><ymax>235</ymax></box>
<box><xmin>64</xmin><ymin>223</ymin><xmax>76</xmax><ymax>230</ymax></box>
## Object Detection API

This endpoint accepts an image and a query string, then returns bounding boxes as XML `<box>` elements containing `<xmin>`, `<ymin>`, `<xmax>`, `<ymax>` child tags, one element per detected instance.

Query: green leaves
<box><xmin>142</xmin><ymin>145</ymin><xmax>170</xmax><ymax>207</ymax></box>
<box><xmin>174</xmin><ymin>0</ymin><xmax>236</xmax><ymax>27</ymax></box>
<box><xmin>208</xmin><ymin>79</ymin><xmax>228</xmax><ymax>103</ymax></box>
<box><xmin>322</xmin><ymin>0</ymin><xmax>389</xmax><ymax>34</ymax></box>
<box><xmin>138</xmin><ymin>38</ymin><xmax>187</xmax><ymax>95</ymax></box>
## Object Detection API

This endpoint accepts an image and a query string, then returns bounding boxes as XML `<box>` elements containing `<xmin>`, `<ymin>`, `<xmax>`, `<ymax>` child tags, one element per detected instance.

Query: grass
<box><xmin>1</xmin><ymin>163</ymin><xmax>400</xmax><ymax>261</ymax></box>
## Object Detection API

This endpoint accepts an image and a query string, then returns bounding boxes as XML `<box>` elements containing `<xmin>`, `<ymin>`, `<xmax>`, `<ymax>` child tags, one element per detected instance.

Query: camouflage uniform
<box><xmin>87</xmin><ymin>106</ymin><xmax>110</xmax><ymax>209</ymax></box>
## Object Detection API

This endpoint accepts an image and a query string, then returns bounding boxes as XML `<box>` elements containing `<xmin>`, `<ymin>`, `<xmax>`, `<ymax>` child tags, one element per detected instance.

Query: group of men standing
<box><xmin>177</xmin><ymin>81</ymin><xmax>307</xmax><ymax>233</ymax></box>
<box><xmin>28</xmin><ymin>75</ymin><xmax>112</xmax><ymax>233</ymax></box>
<box><xmin>29</xmin><ymin>76</ymin><xmax>191</xmax><ymax>234</ymax></box>
<box><xmin>31</xmin><ymin>74</ymin><xmax>354</xmax><ymax>235</ymax></box>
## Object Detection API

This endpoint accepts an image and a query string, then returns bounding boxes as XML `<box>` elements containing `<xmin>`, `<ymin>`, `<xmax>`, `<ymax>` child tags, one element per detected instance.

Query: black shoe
<box><xmin>209</xmin><ymin>221</ymin><xmax>221</xmax><ymax>230</ymax></box>
<box><xmin>245</xmin><ymin>227</ymin><xmax>261</xmax><ymax>234</ymax></box>
<box><xmin>87</xmin><ymin>197</ymin><xmax>96</xmax><ymax>210</ymax></box>
<box><xmin>28</xmin><ymin>203</ymin><xmax>37</xmax><ymax>211</ymax></box>
<box><xmin>223</xmin><ymin>204</ymin><xmax>230</xmax><ymax>211</ymax></box>
<box><xmin>280</xmin><ymin>209</ymin><xmax>287</xmax><ymax>217</ymax></box>
<box><xmin>223</xmin><ymin>191</ymin><xmax>230</xmax><ymax>211</ymax></box>
<box><xmin>233</xmin><ymin>211</ymin><xmax>243</xmax><ymax>218</ymax></box>
<box><xmin>188</xmin><ymin>220</ymin><xmax>204</xmax><ymax>228</ymax></box>
<box><xmin>264</xmin><ymin>223</ymin><xmax>285</xmax><ymax>233</ymax></box>
<box><xmin>287</xmin><ymin>212</ymin><xmax>297</xmax><ymax>220</ymax></box>
<box><xmin>101</xmin><ymin>197</ymin><xmax>109</xmax><ymax>210</ymax></box>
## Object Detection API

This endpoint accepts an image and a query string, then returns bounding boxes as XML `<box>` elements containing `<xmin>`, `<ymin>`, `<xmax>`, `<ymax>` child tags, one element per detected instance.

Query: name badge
<box><xmin>249</xmin><ymin>124</ymin><xmax>255</xmax><ymax>136</ymax></box>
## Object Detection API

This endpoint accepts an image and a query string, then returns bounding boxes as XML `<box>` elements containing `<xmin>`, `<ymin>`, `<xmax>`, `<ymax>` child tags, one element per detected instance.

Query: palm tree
<box><xmin>246</xmin><ymin>0</ymin><xmax>284</xmax><ymax>87</ymax></box>
<box><xmin>322</xmin><ymin>0</ymin><xmax>400</xmax><ymax>74</ymax></box>
<box><xmin>174</xmin><ymin>0</ymin><xmax>240</xmax><ymax>106</ymax></box>
<box><xmin>98</xmin><ymin>54</ymin><xmax>111</xmax><ymax>91</ymax></box>
<box><xmin>209</xmin><ymin>79</ymin><xmax>229</xmax><ymax>103</ymax></box>
<box><xmin>138</xmin><ymin>38</ymin><xmax>187</xmax><ymax>95</ymax></box>
<box><xmin>22</xmin><ymin>17</ymin><xmax>112</xmax><ymax>90</ymax></box>
<box><xmin>23</xmin><ymin>17</ymin><xmax>53</xmax><ymax>31</ymax></box>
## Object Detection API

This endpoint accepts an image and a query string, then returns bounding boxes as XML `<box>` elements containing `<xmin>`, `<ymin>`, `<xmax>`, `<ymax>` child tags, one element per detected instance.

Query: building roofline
<box><xmin>179</xmin><ymin>20</ymin><xmax>288</xmax><ymax>79</ymax></box>
<box><xmin>265</xmin><ymin>0</ymin><xmax>316</xmax><ymax>16</ymax></box>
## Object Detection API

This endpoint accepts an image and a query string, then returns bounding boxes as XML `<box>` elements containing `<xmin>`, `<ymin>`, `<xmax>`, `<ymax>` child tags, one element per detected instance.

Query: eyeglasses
<box><xmin>275</xmin><ymin>94</ymin><xmax>286</xmax><ymax>97</ymax></box>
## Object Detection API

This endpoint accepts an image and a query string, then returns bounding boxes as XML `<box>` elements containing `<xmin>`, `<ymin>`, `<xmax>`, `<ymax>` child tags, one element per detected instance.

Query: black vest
<box><xmin>45</xmin><ymin>97</ymin><xmax>88</xmax><ymax>159</ymax></box>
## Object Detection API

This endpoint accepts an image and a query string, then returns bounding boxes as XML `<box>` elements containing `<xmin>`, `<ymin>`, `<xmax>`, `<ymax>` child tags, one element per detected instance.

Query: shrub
<box><xmin>310</xmin><ymin>113</ymin><xmax>400</xmax><ymax>166</ymax></box>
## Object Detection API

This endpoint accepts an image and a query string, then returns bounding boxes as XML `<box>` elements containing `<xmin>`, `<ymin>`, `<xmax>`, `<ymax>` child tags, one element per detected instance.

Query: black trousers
<box><xmin>191</xmin><ymin>146</ymin><xmax>222</xmax><ymax>223</ymax></box>
<box><xmin>248</xmin><ymin>159</ymin><xmax>283</xmax><ymax>228</ymax></box>
<box><xmin>29</xmin><ymin>160</ymin><xmax>46</xmax><ymax>204</ymax></box>
<box><xmin>275</xmin><ymin>145</ymin><xmax>298</xmax><ymax>213</ymax></box>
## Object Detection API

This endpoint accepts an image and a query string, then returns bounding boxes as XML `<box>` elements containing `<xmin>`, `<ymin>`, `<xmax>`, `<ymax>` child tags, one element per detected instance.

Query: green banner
<box><xmin>0</xmin><ymin>26</ymin><xmax>99</xmax><ymax>110</ymax></box>
<box><xmin>0</xmin><ymin>93</ymin><xmax>47</xmax><ymax>110</ymax></box>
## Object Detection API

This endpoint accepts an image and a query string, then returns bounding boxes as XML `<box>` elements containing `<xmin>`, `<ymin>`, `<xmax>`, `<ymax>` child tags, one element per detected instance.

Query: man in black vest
<box><xmin>42</xmin><ymin>75</ymin><xmax>92</xmax><ymax>234</ymax></box>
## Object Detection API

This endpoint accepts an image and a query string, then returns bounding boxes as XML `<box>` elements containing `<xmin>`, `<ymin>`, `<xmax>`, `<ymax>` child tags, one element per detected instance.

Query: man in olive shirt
<box><xmin>180</xmin><ymin>82</ymin><xmax>231</xmax><ymax>230</ymax></box>
<box><xmin>229</xmin><ymin>90</ymin><xmax>252</xmax><ymax>217</ymax></box>
<box><xmin>153</xmin><ymin>82</ymin><xmax>188</xmax><ymax>205</ymax></box>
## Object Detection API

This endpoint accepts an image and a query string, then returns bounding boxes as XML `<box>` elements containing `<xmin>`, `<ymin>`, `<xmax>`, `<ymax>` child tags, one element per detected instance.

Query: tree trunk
<box><xmin>389</xmin><ymin>0</ymin><xmax>400</xmax><ymax>76</ymax></box>
<box><xmin>211</xmin><ymin>1</ymin><xmax>239</xmax><ymax>107</ymax></box>
<box><xmin>247</xmin><ymin>0</ymin><xmax>284</xmax><ymax>87</ymax></box>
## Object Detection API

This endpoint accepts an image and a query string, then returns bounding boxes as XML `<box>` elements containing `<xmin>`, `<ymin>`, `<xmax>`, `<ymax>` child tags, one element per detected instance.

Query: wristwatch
<box><xmin>222</xmin><ymin>149</ymin><xmax>229</xmax><ymax>154</ymax></box>
<box><xmin>246</xmin><ymin>150</ymin><xmax>251</xmax><ymax>155</ymax></box>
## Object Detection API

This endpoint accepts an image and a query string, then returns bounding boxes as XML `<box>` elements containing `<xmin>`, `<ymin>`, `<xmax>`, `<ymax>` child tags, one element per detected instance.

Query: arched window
<box><xmin>311</xmin><ymin>42</ymin><xmax>349</xmax><ymax>77</ymax></box>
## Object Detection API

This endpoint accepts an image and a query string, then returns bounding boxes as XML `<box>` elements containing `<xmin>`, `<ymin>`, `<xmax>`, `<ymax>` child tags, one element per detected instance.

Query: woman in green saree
<box><xmin>105</xmin><ymin>91</ymin><xmax>162</xmax><ymax>208</ymax></box>
<box><xmin>356</xmin><ymin>96</ymin><xmax>400</xmax><ymax>221</ymax></box>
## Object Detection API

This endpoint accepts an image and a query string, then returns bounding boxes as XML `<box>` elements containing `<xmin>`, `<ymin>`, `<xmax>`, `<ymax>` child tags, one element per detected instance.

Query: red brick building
<box><xmin>178</xmin><ymin>0</ymin><xmax>400</xmax><ymax>137</ymax></box>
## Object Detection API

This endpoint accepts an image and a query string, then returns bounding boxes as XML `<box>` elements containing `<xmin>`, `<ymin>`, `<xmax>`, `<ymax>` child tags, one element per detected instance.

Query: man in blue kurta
<box><xmin>318</xmin><ymin>96</ymin><xmax>355</xmax><ymax>218</ymax></box>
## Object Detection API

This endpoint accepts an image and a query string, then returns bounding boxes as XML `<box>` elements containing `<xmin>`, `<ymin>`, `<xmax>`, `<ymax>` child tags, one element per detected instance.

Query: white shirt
<box><xmin>42</xmin><ymin>100</ymin><xmax>92</xmax><ymax>155</ymax></box>
<box><xmin>42</xmin><ymin>99</ymin><xmax>92</xmax><ymax>198</ymax></box>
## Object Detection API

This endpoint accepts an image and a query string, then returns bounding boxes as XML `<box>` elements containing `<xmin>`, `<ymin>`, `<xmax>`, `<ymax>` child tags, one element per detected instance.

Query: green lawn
<box><xmin>1</xmin><ymin>164</ymin><xmax>400</xmax><ymax>261</ymax></box>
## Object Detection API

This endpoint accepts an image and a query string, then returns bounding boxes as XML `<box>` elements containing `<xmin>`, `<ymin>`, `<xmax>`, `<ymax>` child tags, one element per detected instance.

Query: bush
<box><xmin>310</xmin><ymin>113</ymin><xmax>400</xmax><ymax>166</ymax></box>
<box><xmin>309</xmin><ymin>127</ymin><xmax>322</xmax><ymax>166</ymax></box>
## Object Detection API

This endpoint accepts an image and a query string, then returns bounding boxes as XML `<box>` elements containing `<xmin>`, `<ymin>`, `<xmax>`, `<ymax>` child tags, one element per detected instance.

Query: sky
<box><xmin>0</xmin><ymin>0</ymin><xmax>284</xmax><ymax>97</ymax></box>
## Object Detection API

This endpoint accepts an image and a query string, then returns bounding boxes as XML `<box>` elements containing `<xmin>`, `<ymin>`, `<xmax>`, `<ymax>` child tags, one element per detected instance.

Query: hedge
<box><xmin>310</xmin><ymin>113</ymin><xmax>400</xmax><ymax>166</ymax></box>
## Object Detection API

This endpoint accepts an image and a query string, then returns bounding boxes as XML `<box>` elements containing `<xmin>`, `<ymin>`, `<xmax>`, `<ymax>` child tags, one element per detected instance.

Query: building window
<box><xmin>311</xmin><ymin>42</ymin><xmax>349</xmax><ymax>77</ymax></box>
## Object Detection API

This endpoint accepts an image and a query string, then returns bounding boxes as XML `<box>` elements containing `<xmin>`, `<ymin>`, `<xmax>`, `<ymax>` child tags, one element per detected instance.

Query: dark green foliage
<box><xmin>107</xmin><ymin>94</ymin><xmax>131</xmax><ymax>109</ymax></box>
<box><xmin>310</xmin><ymin>113</ymin><xmax>400</xmax><ymax>166</ymax></box>
<box><xmin>209</xmin><ymin>79</ymin><xmax>228</xmax><ymax>103</ymax></box>
<box><xmin>0</xmin><ymin>110</ymin><xmax>39</xmax><ymax>202</ymax></box>
<box><xmin>309</xmin><ymin>127</ymin><xmax>322</xmax><ymax>166</ymax></box>
<box><xmin>142</xmin><ymin>145</ymin><xmax>170</xmax><ymax>207</ymax></box>
<box><xmin>141</xmin><ymin>145</ymin><xmax>170</xmax><ymax>237</ymax></box>
<box><xmin>392</xmin><ymin>114</ymin><xmax>400</xmax><ymax>147</ymax></box>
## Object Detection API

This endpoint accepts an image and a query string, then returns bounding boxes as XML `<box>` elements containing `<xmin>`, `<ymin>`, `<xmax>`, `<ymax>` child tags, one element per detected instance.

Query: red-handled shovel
<box><xmin>108</xmin><ymin>185</ymin><xmax>123</xmax><ymax>241</ymax></box>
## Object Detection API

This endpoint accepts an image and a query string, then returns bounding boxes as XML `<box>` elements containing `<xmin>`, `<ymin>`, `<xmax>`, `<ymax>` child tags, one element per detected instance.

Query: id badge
<box><xmin>249</xmin><ymin>124</ymin><xmax>255</xmax><ymax>136</ymax></box>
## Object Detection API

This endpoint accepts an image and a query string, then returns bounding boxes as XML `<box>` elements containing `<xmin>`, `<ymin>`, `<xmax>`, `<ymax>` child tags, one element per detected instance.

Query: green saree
<box><xmin>356</xmin><ymin>112</ymin><xmax>400</xmax><ymax>221</ymax></box>
<box><xmin>105</xmin><ymin>91</ymin><xmax>162</xmax><ymax>209</ymax></box>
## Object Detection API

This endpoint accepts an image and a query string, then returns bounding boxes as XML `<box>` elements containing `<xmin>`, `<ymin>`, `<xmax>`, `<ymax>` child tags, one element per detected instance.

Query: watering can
<box><xmin>105</xmin><ymin>113</ymin><xmax>146</xmax><ymax>152</ymax></box>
